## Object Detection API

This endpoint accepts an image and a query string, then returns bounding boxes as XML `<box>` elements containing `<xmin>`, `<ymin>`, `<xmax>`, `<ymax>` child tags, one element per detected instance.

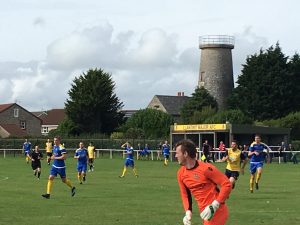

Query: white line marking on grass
<box><xmin>250</xmin><ymin>210</ymin><xmax>294</xmax><ymax>213</ymax></box>
<box><xmin>0</xmin><ymin>177</ymin><xmax>8</xmax><ymax>181</ymax></box>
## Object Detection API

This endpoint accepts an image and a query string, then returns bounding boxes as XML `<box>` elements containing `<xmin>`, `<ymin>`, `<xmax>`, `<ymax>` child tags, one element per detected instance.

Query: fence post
<box><xmin>110</xmin><ymin>150</ymin><xmax>112</xmax><ymax>159</ymax></box>
<box><xmin>4</xmin><ymin>150</ymin><xmax>6</xmax><ymax>159</ymax></box>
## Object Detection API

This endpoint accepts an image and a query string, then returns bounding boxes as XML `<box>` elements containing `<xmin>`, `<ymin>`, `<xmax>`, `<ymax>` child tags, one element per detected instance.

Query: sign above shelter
<box><xmin>174</xmin><ymin>124</ymin><xmax>228</xmax><ymax>131</ymax></box>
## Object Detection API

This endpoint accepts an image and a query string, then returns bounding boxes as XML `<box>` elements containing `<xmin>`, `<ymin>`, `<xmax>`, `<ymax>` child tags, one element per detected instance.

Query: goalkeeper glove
<box><xmin>183</xmin><ymin>210</ymin><xmax>192</xmax><ymax>225</ymax></box>
<box><xmin>200</xmin><ymin>200</ymin><xmax>220</xmax><ymax>221</ymax></box>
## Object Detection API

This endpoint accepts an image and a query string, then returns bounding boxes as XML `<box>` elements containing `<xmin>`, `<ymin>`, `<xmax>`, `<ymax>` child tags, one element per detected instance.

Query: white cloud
<box><xmin>0</xmin><ymin>23</ymin><xmax>272</xmax><ymax>111</ymax></box>
<box><xmin>33</xmin><ymin>17</ymin><xmax>46</xmax><ymax>27</ymax></box>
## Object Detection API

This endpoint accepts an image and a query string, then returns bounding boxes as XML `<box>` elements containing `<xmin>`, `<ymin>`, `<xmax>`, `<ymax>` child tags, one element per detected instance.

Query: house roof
<box><xmin>155</xmin><ymin>95</ymin><xmax>190</xmax><ymax>115</ymax></box>
<box><xmin>31</xmin><ymin>111</ymin><xmax>48</xmax><ymax>117</ymax></box>
<box><xmin>38</xmin><ymin>109</ymin><xmax>66</xmax><ymax>125</ymax></box>
<box><xmin>0</xmin><ymin>124</ymin><xmax>27</xmax><ymax>137</ymax></box>
<box><xmin>0</xmin><ymin>103</ymin><xmax>42</xmax><ymax>122</ymax></box>
<box><xmin>0</xmin><ymin>103</ymin><xmax>14</xmax><ymax>112</ymax></box>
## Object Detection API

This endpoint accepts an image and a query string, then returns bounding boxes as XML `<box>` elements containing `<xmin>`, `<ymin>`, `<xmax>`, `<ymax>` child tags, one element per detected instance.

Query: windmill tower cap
<box><xmin>199</xmin><ymin>35</ymin><xmax>235</xmax><ymax>49</ymax></box>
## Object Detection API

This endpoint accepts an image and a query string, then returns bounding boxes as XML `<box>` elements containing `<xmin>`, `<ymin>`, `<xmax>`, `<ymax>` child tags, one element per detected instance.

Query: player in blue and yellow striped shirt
<box><xmin>119</xmin><ymin>142</ymin><xmax>138</xmax><ymax>178</ymax></box>
<box><xmin>74</xmin><ymin>142</ymin><xmax>89</xmax><ymax>184</ymax></box>
<box><xmin>42</xmin><ymin>136</ymin><xmax>76</xmax><ymax>199</ymax></box>
<box><xmin>248</xmin><ymin>134</ymin><xmax>270</xmax><ymax>193</ymax></box>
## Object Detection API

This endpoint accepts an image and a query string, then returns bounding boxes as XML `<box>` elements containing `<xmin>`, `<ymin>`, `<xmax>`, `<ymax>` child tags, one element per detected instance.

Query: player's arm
<box><xmin>200</xmin><ymin>164</ymin><xmax>232</xmax><ymax>221</ymax></box>
<box><xmin>74</xmin><ymin>150</ymin><xmax>79</xmax><ymax>159</ymax></box>
<box><xmin>121</xmin><ymin>142</ymin><xmax>128</xmax><ymax>149</ymax></box>
<box><xmin>86</xmin><ymin>150</ymin><xmax>89</xmax><ymax>163</ymax></box>
<box><xmin>27</xmin><ymin>153</ymin><xmax>33</xmax><ymax>161</ymax></box>
<box><xmin>261</xmin><ymin>142</ymin><xmax>271</xmax><ymax>163</ymax></box>
<box><xmin>248</xmin><ymin>145</ymin><xmax>256</xmax><ymax>157</ymax></box>
<box><xmin>52</xmin><ymin>150</ymin><xmax>67</xmax><ymax>160</ymax></box>
<box><xmin>240</xmin><ymin>153</ymin><xmax>247</xmax><ymax>175</ymax></box>
<box><xmin>177</xmin><ymin>170</ymin><xmax>193</xmax><ymax>225</ymax></box>
<box><xmin>204</xmin><ymin>164</ymin><xmax>232</xmax><ymax>203</ymax></box>
<box><xmin>220</xmin><ymin>149</ymin><xmax>229</xmax><ymax>162</ymax></box>
<box><xmin>40</xmin><ymin>152</ymin><xmax>44</xmax><ymax>160</ymax></box>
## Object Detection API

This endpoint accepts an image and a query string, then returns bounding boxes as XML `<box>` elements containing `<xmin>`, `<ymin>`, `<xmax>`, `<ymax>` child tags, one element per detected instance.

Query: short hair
<box><xmin>54</xmin><ymin>136</ymin><xmax>61</xmax><ymax>140</ymax></box>
<box><xmin>255</xmin><ymin>134</ymin><xmax>261</xmax><ymax>138</ymax></box>
<box><xmin>175</xmin><ymin>139</ymin><xmax>197</xmax><ymax>158</ymax></box>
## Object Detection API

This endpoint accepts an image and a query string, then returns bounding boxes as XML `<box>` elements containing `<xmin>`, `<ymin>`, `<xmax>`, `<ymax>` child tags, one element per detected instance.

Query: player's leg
<box><xmin>255</xmin><ymin>165</ymin><xmax>263</xmax><ymax>190</ymax></box>
<box><xmin>32</xmin><ymin>163</ymin><xmax>37</xmax><ymax>176</ymax></box>
<box><xmin>164</xmin><ymin>154</ymin><xmax>169</xmax><ymax>166</ymax></box>
<box><xmin>82</xmin><ymin>164</ymin><xmax>87</xmax><ymax>182</ymax></box>
<box><xmin>249</xmin><ymin>163</ymin><xmax>257</xmax><ymax>193</ymax></box>
<box><xmin>78</xmin><ymin>171</ymin><xmax>83</xmax><ymax>184</ymax></box>
<box><xmin>37</xmin><ymin>167</ymin><xmax>41</xmax><ymax>179</ymax></box>
<box><xmin>119</xmin><ymin>160</ymin><xmax>128</xmax><ymax>178</ymax></box>
<box><xmin>60</xmin><ymin>169</ymin><xmax>76</xmax><ymax>196</ymax></box>
<box><xmin>47</xmin><ymin>153</ymin><xmax>52</xmax><ymax>165</ymax></box>
<box><xmin>231</xmin><ymin>171</ymin><xmax>239</xmax><ymax>189</ymax></box>
<box><xmin>131</xmin><ymin>161</ymin><xmax>138</xmax><ymax>177</ymax></box>
<box><xmin>42</xmin><ymin>173</ymin><xmax>55</xmax><ymax>199</ymax></box>
<box><xmin>77</xmin><ymin>165</ymin><xmax>83</xmax><ymax>184</ymax></box>
<box><xmin>25</xmin><ymin>152</ymin><xmax>29</xmax><ymax>163</ymax></box>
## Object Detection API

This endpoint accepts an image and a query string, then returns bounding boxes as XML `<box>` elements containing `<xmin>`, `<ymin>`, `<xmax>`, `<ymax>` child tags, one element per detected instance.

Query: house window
<box><xmin>14</xmin><ymin>108</ymin><xmax>19</xmax><ymax>117</ymax></box>
<box><xmin>42</xmin><ymin>127</ymin><xmax>49</xmax><ymax>134</ymax></box>
<box><xmin>20</xmin><ymin>121</ymin><xmax>26</xmax><ymax>130</ymax></box>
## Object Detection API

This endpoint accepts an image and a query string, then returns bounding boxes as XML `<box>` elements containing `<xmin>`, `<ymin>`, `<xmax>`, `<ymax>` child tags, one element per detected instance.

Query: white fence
<box><xmin>1</xmin><ymin>148</ymin><xmax>299</xmax><ymax>164</ymax></box>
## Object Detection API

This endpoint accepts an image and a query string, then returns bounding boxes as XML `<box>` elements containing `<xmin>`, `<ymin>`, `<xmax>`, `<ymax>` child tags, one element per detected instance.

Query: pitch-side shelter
<box><xmin>170</xmin><ymin>123</ymin><xmax>291</xmax><ymax>149</ymax></box>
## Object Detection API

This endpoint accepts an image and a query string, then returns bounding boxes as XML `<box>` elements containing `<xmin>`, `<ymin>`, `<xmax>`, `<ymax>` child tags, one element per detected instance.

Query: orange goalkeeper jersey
<box><xmin>177</xmin><ymin>160</ymin><xmax>232</xmax><ymax>212</ymax></box>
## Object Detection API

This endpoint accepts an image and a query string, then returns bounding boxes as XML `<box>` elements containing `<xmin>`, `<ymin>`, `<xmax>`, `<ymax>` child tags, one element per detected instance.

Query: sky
<box><xmin>0</xmin><ymin>0</ymin><xmax>299</xmax><ymax>111</ymax></box>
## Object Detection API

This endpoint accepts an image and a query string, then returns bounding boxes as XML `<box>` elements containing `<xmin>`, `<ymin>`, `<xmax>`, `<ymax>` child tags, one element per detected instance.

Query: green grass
<box><xmin>0</xmin><ymin>156</ymin><xmax>299</xmax><ymax>225</ymax></box>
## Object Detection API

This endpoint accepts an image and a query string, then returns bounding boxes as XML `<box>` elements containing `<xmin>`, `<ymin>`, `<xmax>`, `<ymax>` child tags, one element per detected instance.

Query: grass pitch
<box><xmin>0</xmin><ymin>155</ymin><xmax>299</xmax><ymax>225</ymax></box>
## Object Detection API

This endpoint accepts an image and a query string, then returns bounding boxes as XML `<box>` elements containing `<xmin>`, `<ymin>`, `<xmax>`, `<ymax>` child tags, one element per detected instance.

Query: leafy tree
<box><xmin>262</xmin><ymin>111</ymin><xmax>300</xmax><ymax>140</ymax></box>
<box><xmin>122</xmin><ymin>108</ymin><xmax>173</xmax><ymax>139</ymax></box>
<box><xmin>65</xmin><ymin>68</ymin><xmax>124</xmax><ymax>134</ymax></box>
<box><xmin>288</xmin><ymin>53</ymin><xmax>300</xmax><ymax>107</ymax></box>
<box><xmin>180</xmin><ymin>87</ymin><xmax>218</xmax><ymax>123</ymax></box>
<box><xmin>189</xmin><ymin>106</ymin><xmax>217</xmax><ymax>124</ymax></box>
<box><xmin>204</xmin><ymin>109</ymin><xmax>253</xmax><ymax>124</ymax></box>
<box><xmin>228</xmin><ymin>43</ymin><xmax>300</xmax><ymax>120</ymax></box>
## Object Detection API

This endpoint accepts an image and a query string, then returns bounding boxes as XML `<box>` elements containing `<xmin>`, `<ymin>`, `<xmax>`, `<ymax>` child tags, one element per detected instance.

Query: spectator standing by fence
<box><xmin>219</xmin><ymin>141</ymin><xmax>226</xmax><ymax>161</ymax></box>
<box><xmin>202</xmin><ymin>140</ymin><xmax>212</xmax><ymax>163</ymax></box>
<box><xmin>288</xmin><ymin>143</ymin><xmax>298</xmax><ymax>164</ymax></box>
<box><xmin>278</xmin><ymin>141</ymin><xmax>287</xmax><ymax>163</ymax></box>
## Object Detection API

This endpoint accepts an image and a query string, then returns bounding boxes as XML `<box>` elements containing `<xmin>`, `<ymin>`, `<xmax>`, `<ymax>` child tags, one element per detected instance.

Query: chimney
<box><xmin>181</xmin><ymin>92</ymin><xmax>184</xmax><ymax>96</ymax></box>
<box><xmin>177</xmin><ymin>92</ymin><xmax>181</xmax><ymax>96</ymax></box>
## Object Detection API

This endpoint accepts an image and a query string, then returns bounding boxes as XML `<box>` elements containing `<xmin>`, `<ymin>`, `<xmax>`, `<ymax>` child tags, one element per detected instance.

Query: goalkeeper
<box><xmin>175</xmin><ymin>139</ymin><xmax>232</xmax><ymax>225</ymax></box>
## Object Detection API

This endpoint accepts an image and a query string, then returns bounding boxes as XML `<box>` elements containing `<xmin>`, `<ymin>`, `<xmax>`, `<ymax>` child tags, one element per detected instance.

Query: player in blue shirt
<box><xmin>42</xmin><ymin>136</ymin><xmax>76</xmax><ymax>199</ymax></box>
<box><xmin>23</xmin><ymin>139</ymin><xmax>31</xmax><ymax>164</ymax></box>
<box><xmin>139</xmin><ymin>143</ymin><xmax>150</xmax><ymax>160</ymax></box>
<box><xmin>162</xmin><ymin>140</ymin><xmax>170</xmax><ymax>166</ymax></box>
<box><xmin>74</xmin><ymin>142</ymin><xmax>89</xmax><ymax>184</ymax></box>
<box><xmin>119</xmin><ymin>142</ymin><xmax>138</xmax><ymax>178</ymax></box>
<box><xmin>248</xmin><ymin>134</ymin><xmax>270</xmax><ymax>193</ymax></box>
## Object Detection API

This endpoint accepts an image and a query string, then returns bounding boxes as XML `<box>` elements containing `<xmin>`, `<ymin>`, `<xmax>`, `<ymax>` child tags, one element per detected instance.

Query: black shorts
<box><xmin>88</xmin><ymin>158</ymin><xmax>94</xmax><ymax>164</ymax></box>
<box><xmin>32</xmin><ymin>161</ymin><xmax>41</xmax><ymax>170</ymax></box>
<box><xmin>47</xmin><ymin>152</ymin><xmax>53</xmax><ymax>157</ymax></box>
<box><xmin>225</xmin><ymin>169</ymin><xmax>239</xmax><ymax>180</ymax></box>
